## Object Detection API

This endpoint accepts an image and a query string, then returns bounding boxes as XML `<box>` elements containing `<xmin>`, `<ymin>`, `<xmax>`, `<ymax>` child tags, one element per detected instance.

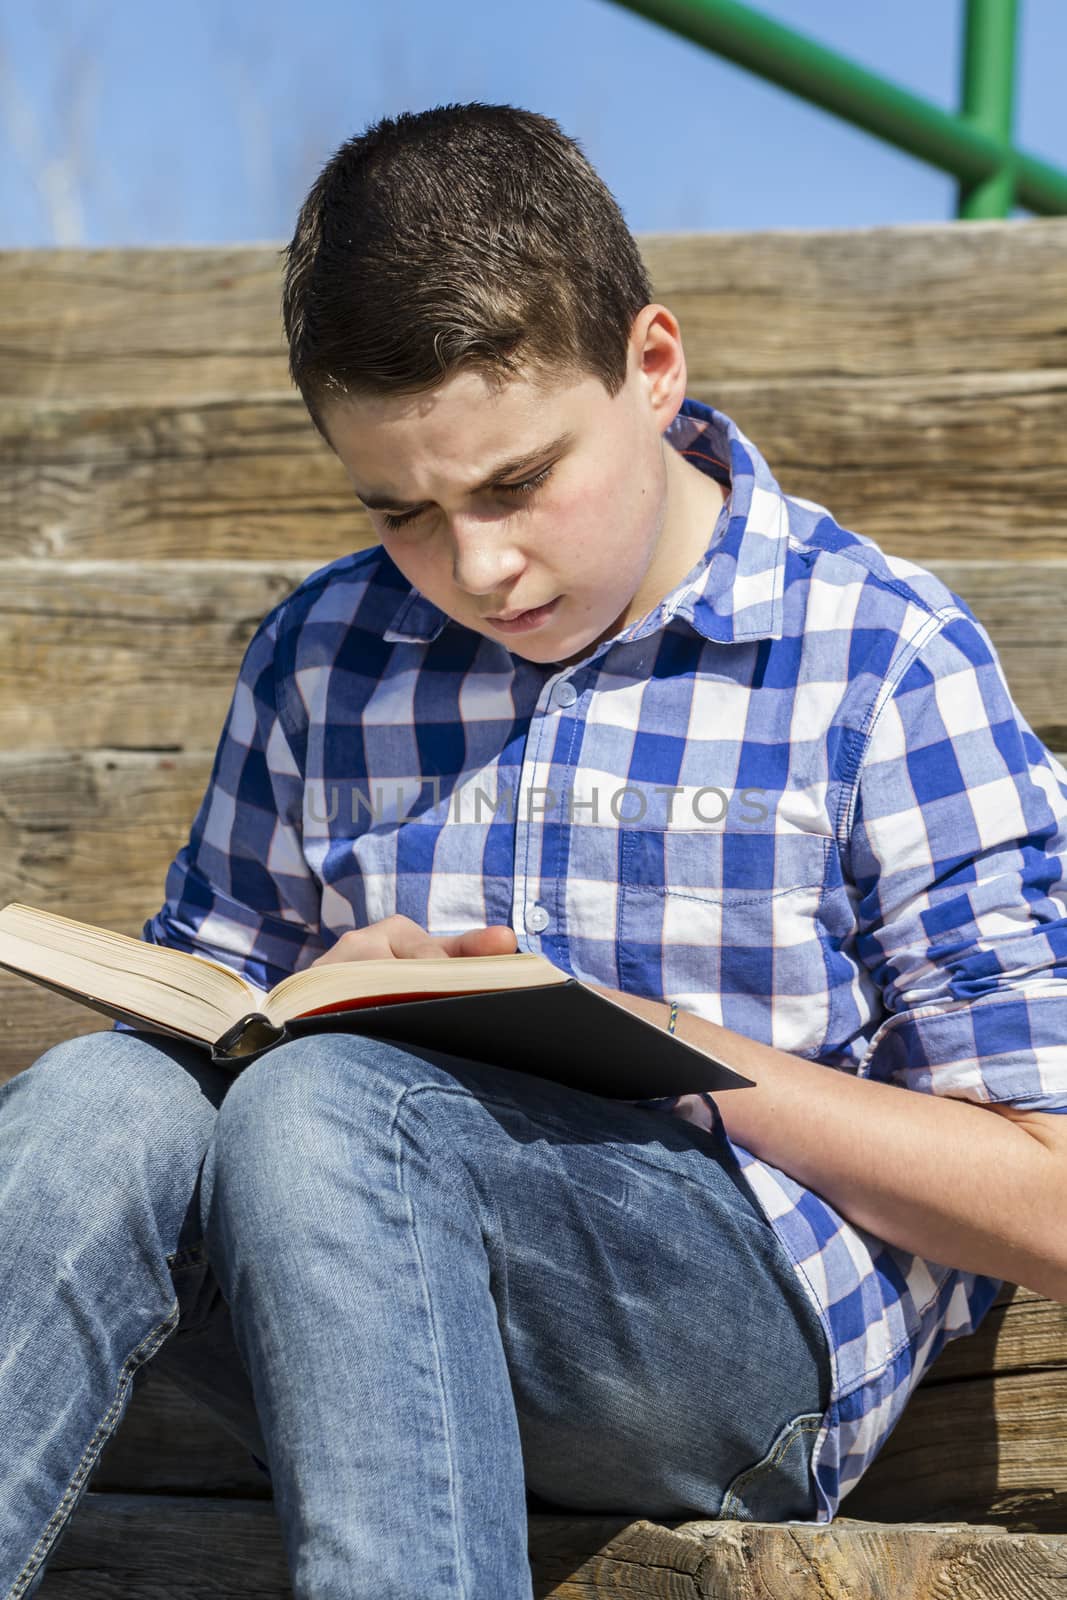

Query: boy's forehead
<box><xmin>322</xmin><ymin>367</ymin><xmax>605</xmax><ymax>502</ymax></box>
<box><xmin>325</xmin><ymin>362</ymin><xmax>585</xmax><ymax>440</ymax></box>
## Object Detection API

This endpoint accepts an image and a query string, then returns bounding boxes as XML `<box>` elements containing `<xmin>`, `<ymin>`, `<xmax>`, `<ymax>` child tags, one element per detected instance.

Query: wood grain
<box><xmin>0</xmin><ymin>562</ymin><xmax>312</xmax><ymax>749</ymax></box>
<box><xmin>0</xmin><ymin>395</ymin><xmax>360</xmax><ymax>563</ymax></box>
<box><xmin>926</xmin><ymin>1283</ymin><xmax>1067</xmax><ymax>1382</ymax></box>
<box><xmin>641</xmin><ymin>217</ymin><xmax>1067</xmax><ymax>380</ymax></box>
<box><xmin>845</xmin><ymin>1368</ymin><xmax>1067</xmax><ymax>1530</ymax></box>
<box><xmin>27</xmin><ymin>1494</ymin><xmax>1067</xmax><ymax>1598</ymax></box>
<box><xmin>0</xmin><ymin>247</ymin><xmax>290</xmax><ymax>403</ymax></box>
<box><xmin>4</xmin><ymin>372</ymin><xmax>1067</xmax><ymax>562</ymax></box>
<box><xmin>0</xmin><ymin>749</ymin><xmax>210</xmax><ymax>913</ymax></box>
<box><xmin>6</xmin><ymin>221</ymin><xmax>1067</xmax><ymax>403</ymax></box>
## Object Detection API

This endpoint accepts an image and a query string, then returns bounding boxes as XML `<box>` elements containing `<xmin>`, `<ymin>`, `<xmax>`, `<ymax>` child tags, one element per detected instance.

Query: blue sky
<box><xmin>2</xmin><ymin>0</ymin><xmax>1065</xmax><ymax>245</ymax></box>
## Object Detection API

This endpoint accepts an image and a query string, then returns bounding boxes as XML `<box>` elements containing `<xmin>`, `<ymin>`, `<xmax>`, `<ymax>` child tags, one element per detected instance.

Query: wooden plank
<box><xmin>923</xmin><ymin>1283</ymin><xmax>1067</xmax><ymax>1383</ymax></box>
<box><xmin>642</xmin><ymin>217</ymin><xmax>1067</xmax><ymax>380</ymax></box>
<box><xmin>0</xmin><ymin>248</ymin><xmax>290</xmax><ymax>403</ymax></box>
<box><xmin>620</xmin><ymin>1515</ymin><xmax>1067</xmax><ymax>1600</ymax></box>
<box><xmin>0</xmin><ymin>561</ymin><xmax>312</xmax><ymax>749</ymax></box>
<box><xmin>3</xmin><ymin>558</ymin><xmax>1066</xmax><ymax>753</ymax></box>
<box><xmin>0</xmin><ymin>396</ymin><xmax>362</xmax><ymax>563</ymax></box>
<box><xmin>0</xmin><ymin>750</ymin><xmax>210</xmax><ymax>914</ymax></box>
<box><xmin>843</xmin><ymin>1368</ymin><xmax>1067</xmax><ymax>1531</ymax></box>
<box><xmin>26</xmin><ymin>1492</ymin><xmax>1067</xmax><ymax>1599</ymax></box>
<box><xmin>31</xmin><ymin>1494</ymin><xmax>290</xmax><ymax>1598</ymax></box>
<box><xmin>90</xmin><ymin>1367</ymin><xmax>268</xmax><ymax>1498</ymax></box>
<box><xmin>6</xmin><ymin>223</ymin><xmax>1067</xmax><ymax>405</ymax></box>
<box><xmin>0</xmin><ymin>990</ymin><xmax>127</xmax><ymax>1082</ymax></box>
<box><xmin>0</xmin><ymin>748</ymin><xmax>211</xmax><ymax>1080</ymax></box>
<box><xmin>5</xmin><ymin>370</ymin><xmax>1067</xmax><ymax>562</ymax></box>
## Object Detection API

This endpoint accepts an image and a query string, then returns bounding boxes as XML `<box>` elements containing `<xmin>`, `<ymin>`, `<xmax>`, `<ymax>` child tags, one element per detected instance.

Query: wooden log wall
<box><xmin>4</xmin><ymin>221</ymin><xmax>1067</xmax><ymax>1592</ymax></box>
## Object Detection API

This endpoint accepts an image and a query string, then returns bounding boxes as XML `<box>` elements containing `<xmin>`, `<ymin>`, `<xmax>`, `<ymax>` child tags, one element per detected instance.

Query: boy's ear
<box><xmin>631</xmin><ymin>303</ymin><xmax>688</xmax><ymax>430</ymax></box>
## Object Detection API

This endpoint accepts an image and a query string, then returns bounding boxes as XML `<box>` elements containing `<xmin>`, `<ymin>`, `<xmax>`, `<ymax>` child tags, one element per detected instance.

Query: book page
<box><xmin>264</xmin><ymin>949</ymin><xmax>567</xmax><ymax>1026</ymax></box>
<box><xmin>0</xmin><ymin>902</ymin><xmax>261</xmax><ymax>1042</ymax></box>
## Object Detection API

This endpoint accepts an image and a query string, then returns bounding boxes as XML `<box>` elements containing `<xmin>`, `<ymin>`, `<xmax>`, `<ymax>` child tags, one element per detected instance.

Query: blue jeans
<box><xmin>0</xmin><ymin>1026</ymin><xmax>832</xmax><ymax>1600</ymax></box>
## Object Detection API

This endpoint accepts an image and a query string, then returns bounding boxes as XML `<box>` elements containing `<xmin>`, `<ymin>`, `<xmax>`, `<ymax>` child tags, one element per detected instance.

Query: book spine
<box><xmin>211</xmin><ymin>1011</ymin><xmax>289</xmax><ymax>1067</ymax></box>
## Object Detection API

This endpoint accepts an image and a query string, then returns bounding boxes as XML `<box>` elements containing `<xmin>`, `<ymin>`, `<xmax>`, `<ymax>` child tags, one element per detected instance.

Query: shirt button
<box><xmin>527</xmin><ymin>905</ymin><xmax>550</xmax><ymax>933</ymax></box>
<box><xmin>554</xmin><ymin>681</ymin><xmax>577</xmax><ymax>707</ymax></box>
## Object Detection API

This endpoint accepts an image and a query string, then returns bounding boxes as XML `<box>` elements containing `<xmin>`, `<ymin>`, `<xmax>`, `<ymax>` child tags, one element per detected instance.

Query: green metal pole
<box><xmin>958</xmin><ymin>0</ymin><xmax>1019</xmax><ymax>218</ymax></box>
<box><xmin>608</xmin><ymin>0</ymin><xmax>1067</xmax><ymax>215</ymax></box>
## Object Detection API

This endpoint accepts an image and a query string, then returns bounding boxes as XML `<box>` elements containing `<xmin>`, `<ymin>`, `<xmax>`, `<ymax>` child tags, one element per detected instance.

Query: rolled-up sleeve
<box><xmin>111</xmin><ymin>600</ymin><xmax>324</xmax><ymax>1033</ymax></box>
<box><xmin>847</xmin><ymin>606</ymin><xmax>1067</xmax><ymax>1113</ymax></box>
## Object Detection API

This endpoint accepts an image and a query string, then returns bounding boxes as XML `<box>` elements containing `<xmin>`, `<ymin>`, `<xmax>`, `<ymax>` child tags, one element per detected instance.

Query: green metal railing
<box><xmin>958</xmin><ymin>0</ymin><xmax>1018</xmax><ymax>216</ymax></box>
<box><xmin>608</xmin><ymin>0</ymin><xmax>1067</xmax><ymax>218</ymax></box>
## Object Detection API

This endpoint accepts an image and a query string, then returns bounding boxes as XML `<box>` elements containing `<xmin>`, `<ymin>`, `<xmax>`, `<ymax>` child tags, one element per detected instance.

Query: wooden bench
<box><xmin>4</xmin><ymin>220</ymin><xmax>1067</xmax><ymax>1596</ymax></box>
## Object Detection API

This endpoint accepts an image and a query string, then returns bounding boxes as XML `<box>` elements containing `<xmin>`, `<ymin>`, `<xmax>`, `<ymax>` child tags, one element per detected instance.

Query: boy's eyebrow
<box><xmin>355</xmin><ymin>429</ymin><xmax>576</xmax><ymax>512</ymax></box>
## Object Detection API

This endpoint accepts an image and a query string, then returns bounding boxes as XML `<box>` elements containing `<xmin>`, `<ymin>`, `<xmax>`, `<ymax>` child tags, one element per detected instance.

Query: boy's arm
<box><xmin>113</xmin><ymin>601</ymin><xmax>325</xmax><ymax>1031</ymax></box>
<box><xmin>590</xmin><ymin>606</ymin><xmax>1067</xmax><ymax>1304</ymax></box>
<box><xmin>585</xmin><ymin>981</ymin><xmax>1067</xmax><ymax>1303</ymax></box>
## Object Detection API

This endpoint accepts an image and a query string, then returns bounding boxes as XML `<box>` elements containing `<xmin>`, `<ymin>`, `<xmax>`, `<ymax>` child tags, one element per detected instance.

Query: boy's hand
<box><xmin>309</xmin><ymin>914</ymin><xmax>518</xmax><ymax>967</ymax></box>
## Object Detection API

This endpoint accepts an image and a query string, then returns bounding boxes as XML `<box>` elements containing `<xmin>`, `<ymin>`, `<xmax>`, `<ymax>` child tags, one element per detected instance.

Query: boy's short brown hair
<box><xmin>280</xmin><ymin>101</ymin><xmax>653</xmax><ymax>442</ymax></box>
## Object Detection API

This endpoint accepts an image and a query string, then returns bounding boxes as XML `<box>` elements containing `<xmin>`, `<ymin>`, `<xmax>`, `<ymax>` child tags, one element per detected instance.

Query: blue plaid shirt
<box><xmin>114</xmin><ymin>398</ymin><xmax>1067</xmax><ymax>1520</ymax></box>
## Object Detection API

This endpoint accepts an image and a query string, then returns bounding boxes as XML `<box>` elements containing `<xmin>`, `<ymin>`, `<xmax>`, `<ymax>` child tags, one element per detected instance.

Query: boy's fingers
<box><xmin>388</xmin><ymin>918</ymin><xmax>516</xmax><ymax>959</ymax></box>
<box><xmin>474</xmin><ymin>924</ymin><xmax>518</xmax><ymax>955</ymax></box>
<box><xmin>311</xmin><ymin>916</ymin><xmax>435</xmax><ymax>964</ymax></box>
<box><xmin>441</xmin><ymin>925</ymin><xmax>518</xmax><ymax>958</ymax></box>
<box><xmin>311</xmin><ymin>918</ymin><xmax>517</xmax><ymax>964</ymax></box>
<box><xmin>387</xmin><ymin>918</ymin><xmax>455</xmax><ymax>959</ymax></box>
<box><xmin>309</xmin><ymin>926</ymin><xmax>393</xmax><ymax>965</ymax></box>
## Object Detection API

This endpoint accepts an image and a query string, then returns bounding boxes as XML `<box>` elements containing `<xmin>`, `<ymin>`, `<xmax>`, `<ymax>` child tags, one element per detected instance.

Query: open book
<box><xmin>0</xmin><ymin>902</ymin><xmax>755</xmax><ymax>1099</ymax></box>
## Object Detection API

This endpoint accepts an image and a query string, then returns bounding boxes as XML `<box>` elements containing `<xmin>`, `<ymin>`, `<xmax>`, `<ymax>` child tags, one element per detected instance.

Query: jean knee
<box><xmin>215</xmin><ymin>1033</ymin><xmax>446</xmax><ymax>1136</ymax></box>
<box><xmin>6</xmin><ymin>1029</ymin><xmax>226</xmax><ymax>1213</ymax></box>
<box><xmin>208</xmin><ymin>1033</ymin><xmax>473</xmax><ymax>1213</ymax></box>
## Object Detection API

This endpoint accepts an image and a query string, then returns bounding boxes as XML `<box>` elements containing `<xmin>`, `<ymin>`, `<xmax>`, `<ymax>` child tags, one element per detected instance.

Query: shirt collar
<box><xmin>382</xmin><ymin>398</ymin><xmax>790</xmax><ymax>647</ymax></box>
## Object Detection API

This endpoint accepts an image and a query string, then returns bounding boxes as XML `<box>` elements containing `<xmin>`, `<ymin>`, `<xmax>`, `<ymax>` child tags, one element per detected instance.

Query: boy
<box><xmin>4</xmin><ymin>101</ymin><xmax>1067</xmax><ymax>1600</ymax></box>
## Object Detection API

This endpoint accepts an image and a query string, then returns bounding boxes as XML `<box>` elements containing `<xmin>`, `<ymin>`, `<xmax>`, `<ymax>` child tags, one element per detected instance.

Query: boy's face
<box><xmin>320</xmin><ymin>304</ymin><xmax>723</xmax><ymax>670</ymax></box>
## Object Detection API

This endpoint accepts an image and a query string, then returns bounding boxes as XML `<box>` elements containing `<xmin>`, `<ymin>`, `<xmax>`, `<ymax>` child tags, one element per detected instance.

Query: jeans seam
<box><xmin>398</xmin><ymin>1084</ymin><xmax>512</xmax><ymax>1329</ymax></box>
<box><xmin>6</xmin><ymin>1300</ymin><xmax>182</xmax><ymax>1600</ymax></box>
<box><xmin>718</xmin><ymin>1414</ymin><xmax>823</xmax><ymax>1522</ymax></box>
<box><xmin>391</xmin><ymin>1085</ymin><xmax>472</xmax><ymax>1599</ymax></box>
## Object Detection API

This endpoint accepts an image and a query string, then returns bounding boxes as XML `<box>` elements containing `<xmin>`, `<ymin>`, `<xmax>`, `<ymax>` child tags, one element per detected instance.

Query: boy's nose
<box><xmin>448</xmin><ymin>519</ymin><xmax>527</xmax><ymax>597</ymax></box>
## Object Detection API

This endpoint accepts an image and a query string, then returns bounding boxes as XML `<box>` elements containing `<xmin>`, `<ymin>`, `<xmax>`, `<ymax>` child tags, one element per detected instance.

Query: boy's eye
<box><xmin>378</xmin><ymin>464</ymin><xmax>553</xmax><ymax>532</ymax></box>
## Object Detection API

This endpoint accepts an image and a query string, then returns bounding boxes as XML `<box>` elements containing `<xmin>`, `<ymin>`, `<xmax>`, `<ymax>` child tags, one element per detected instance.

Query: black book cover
<box><xmin>208</xmin><ymin>978</ymin><xmax>755</xmax><ymax>1098</ymax></box>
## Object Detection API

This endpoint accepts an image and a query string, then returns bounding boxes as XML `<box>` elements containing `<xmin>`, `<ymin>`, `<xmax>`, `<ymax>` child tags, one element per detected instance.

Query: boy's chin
<box><xmin>498</xmin><ymin>633</ymin><xmax>585</xmax><ymax>667</ymax></box>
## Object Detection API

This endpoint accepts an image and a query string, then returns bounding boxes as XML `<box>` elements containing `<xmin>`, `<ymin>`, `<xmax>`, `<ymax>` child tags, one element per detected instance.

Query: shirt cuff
<box><xmin>856</xmin><ymin>988</ymin><xmax>1067</xmax><ymax>1112</ymax></box>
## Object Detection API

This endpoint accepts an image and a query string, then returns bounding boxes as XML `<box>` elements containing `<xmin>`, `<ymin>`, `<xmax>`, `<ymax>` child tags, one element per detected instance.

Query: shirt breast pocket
<box><xmin>617</xmin><ymin>828</ymin><xmax>834</xmax><ymax>1055</ymax></box>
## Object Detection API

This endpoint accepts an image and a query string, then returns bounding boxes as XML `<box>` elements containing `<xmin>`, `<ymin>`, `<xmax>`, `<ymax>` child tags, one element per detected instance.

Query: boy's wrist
<box><xmin>584</xmin><ymin>981</ymin><xmax>675</xmax><ymax>1033</ymax></box>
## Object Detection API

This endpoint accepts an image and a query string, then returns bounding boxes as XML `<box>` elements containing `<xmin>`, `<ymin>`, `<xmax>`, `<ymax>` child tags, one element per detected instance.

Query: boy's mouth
<box><xmin>483</xmin><ymin>596</ymin><xmax>561</xmax><ymax>632</ymax></box>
